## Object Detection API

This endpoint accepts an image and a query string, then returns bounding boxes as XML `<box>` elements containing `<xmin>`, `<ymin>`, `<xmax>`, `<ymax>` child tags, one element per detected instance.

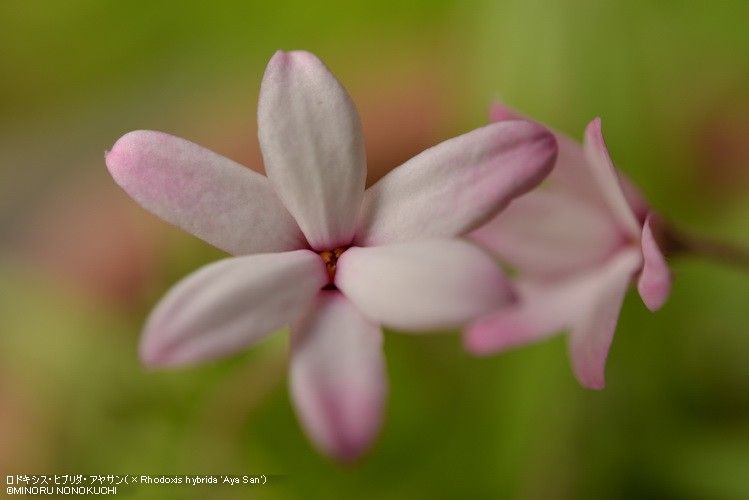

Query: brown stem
<box><xmin>665</xmin><ymin>228</ymin><xmax>749</xmax><ymax>272</ymax></box>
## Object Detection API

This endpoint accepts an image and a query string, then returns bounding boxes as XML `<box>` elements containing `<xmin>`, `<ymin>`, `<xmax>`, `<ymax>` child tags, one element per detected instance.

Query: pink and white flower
<box><xmin>466</xmin><ymin>104</ymin><xmax>672</xmax><ymax>390</ymax></box>
<box><xmin>105</xmin><ymin>52</ymin><xmax>557</xmax><ymax>460</ymax></box>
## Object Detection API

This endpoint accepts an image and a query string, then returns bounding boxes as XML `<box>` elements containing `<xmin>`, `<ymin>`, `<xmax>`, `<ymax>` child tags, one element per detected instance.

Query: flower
<box><xmin>105</xmin><ymin>52</ymin><xmax>558</xmax><ymax>460</ymax></box>
<box><xmin>466</xmin><ymin>104</ymin><xmax>672</xmax><ymax>390</ymax></box>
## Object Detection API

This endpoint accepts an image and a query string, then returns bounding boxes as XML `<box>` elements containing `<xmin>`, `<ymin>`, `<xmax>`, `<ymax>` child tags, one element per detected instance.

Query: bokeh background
<box><xmin>2</xmin><ymin>1</ymin><xmax>749</xmax><ymax>498</ymax></box>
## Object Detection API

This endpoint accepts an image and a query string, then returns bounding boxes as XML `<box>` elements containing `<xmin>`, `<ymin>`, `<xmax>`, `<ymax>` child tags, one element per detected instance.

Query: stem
<box><xmin>666</xmin><ymin>228</ymin><xmax>749</xmax><ymax>272</ymax></box>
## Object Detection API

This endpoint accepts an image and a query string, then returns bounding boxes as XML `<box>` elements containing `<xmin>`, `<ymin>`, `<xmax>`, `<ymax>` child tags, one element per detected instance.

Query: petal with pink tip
<box><xmin>258</xmin><ymin>50</ymin><xmax>366</xmax><ymax>250</ymax></box>
<box><xmin>568</xmin><ymin>249</ymin><xmax>642</xmax><ymax>390</ymax></box>
<box><xmin>582</xmin><ymin>119</ymin><xmax>642</xmax><ymax>238</ymax></box>
<box><xmin>489</xmin><ymin>103</ymin><xmax>607</xmax><ymax>203</ymax></box>
<box><xmin>354</xmin><ymin>120</ymin><xmax>557</xmax><ymax>246</ymax></box>
<box><xmin>336</xmin><ymin>239</ymin><xmax>514</xmax><ymax>330</ymax></box>
<box><xmin>470</xmin><ymin>188</ymin><xmax>624</xmax><ymax>279</ymax></box>
<box><xmin>140</xmin><ymin>250</ymin><xmax>327</xmax><ymax>367</ymax></box>
<box><xmin>490</xmin><ymin>104</ymin><xmax>651</xmax><ymax>219</ymax></box>
<box><xmin>106</xmin><ymin>130</ymin><xmax>305</xmax><ymax>255</ymax></box>
<box><xmin>637</xmin><ymin>213</ymin><xmax>672</xmax><ymax>311</ymax></box>
<box><xmin>290</xmin><ymin>291</ymin><xmax>386</xmax><ymax>462</ymax></box>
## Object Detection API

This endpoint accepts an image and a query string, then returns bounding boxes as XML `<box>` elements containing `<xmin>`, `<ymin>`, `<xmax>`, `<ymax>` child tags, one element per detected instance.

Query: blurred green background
<box><xmin>1</xmin><ymin>1</ymin><xmax>749</xmax><ymax>499</ymax></box>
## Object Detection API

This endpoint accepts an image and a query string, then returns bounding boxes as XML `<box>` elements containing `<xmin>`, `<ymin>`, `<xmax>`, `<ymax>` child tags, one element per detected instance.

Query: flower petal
<box><xmin>637</xmin><ymin>213</ymin><xmax>672</xmax><ymax>311</ymax></box>
<box><xmin>258</xmin><ymin>50</ymin><xmax>366</xmax><ymax>250</ymax></box>
<box><xmin>467</xmin><ymin>248</ymin><xmax>642</xmax><ymax>389</ymax></box>
<box><xmin>490</xmin><ymin>103</ymin><xmax>650</xmax><ymax>221</ymax></box>
<box><xmin>489</xmin><ymin>103</ymin><xmax>607</xmax><ymax>202</ymax></box>
<box><xmin>290</xmin><ymin>291</ymin><xmax>386</xmax><ymax>462</ymax></box>
<box><xmin>354</xmin><ymin>120</ymin><xmax>557</xmax><ymax>246</ymax></box>
<box><xmin>583</xmin><ymin>118</ymin><xmax>642</xmax><ymax>238</ymax></box>
<box><xmin>140</xmin><ymin>250</ymin><xmax>327</xmax><ymax>367</ymax></box>
<box><xmin>336</xmin><ymin>239</ymin><xmax>514</xmax><ymax>330</ymax></box>
<box><xmin>465</xmin><ymin>279</ymin><xmax>580</xmax><ymax>355</ymax></box>
<box><xmin>470</xmin><ymin>188</ymin><xmax>625</xmax><ymax>279</ymax></box>
<box><xmin>618</xmin><ymin>174</ymin><xmax>650</xmax><ymax>223</ymax></box>
<box><xmin>106</xmin><ymin>130</ymin><xmax>305</xmax><ymax>255</ymax></box>
<box><xmin>567</xmin><ymin>248</ymin><xmax>642</xmax><ymax>389</ymax></box>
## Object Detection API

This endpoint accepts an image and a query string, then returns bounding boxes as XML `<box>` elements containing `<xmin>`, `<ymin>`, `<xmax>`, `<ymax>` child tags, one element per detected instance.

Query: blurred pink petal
<box><xmin>290</xmin><ymin>292</ymin><xmax>386</xmax><ymax>462</ymax></box>
<box><xmin>465</xmin><ymin>282</ymin><xmax>568</xmax><ymax>355</ymax></box>
<box><xmin>582</xmin><ymin>118</ymin><xmax>642</xmax><ymax>238</ymax></box>
<box><xmin>489</xmin><ymin>104</ymin><xmax>597</xmax><ymax>199</ymax></box>
<box><xmin>468</xmin><ymin>106</ymin><xmax>674</xmax><ymax>388</ymax></box>
<box><xmin>637</xmin><ymin>213</ymin><xmax>672</xmax><ymax>311</ymax></box>
<box><xmin>566</xmin><ymin>249</ymin><xmax>642</xmax><ymax>389</ymax></box>
<box><xmin>489</xmin><ymin>103</ymin><xmax>644</xmax><ymax>217</ymax></box>
<box><xmin>468</xmin><ymin>249</ymin><xmax>641</xmax><ymax>390</ymax></box>
<box><xmin>471</xmin><ymin>188</ymin><xmax>623</xmax><ymax>278</ymax></box>
<box><xmin>618</xmin><ymin>173</ymin><xmax>650</xmax><ymax>223</ymax></box>
<box><xmin>354</xmin><ymin>120</ymin><xmax>557</xmax><ymax>246</ymax></box>
<box><xmin>258</xmin><ymin>50</ymin><xmax>366</xmax><ymax>250</ymax></box>
<box><xmin>141</xmin><ymin>250</ymin><xmax>327</xmax><ymax>367</ymax></box>
<box><xmin>106</xmin><ymin>130</ymin><xmax>304</xmax><ymax>255</ymax></box>
<box><xmin>336</xmin><ymin>240</ymin><xmax>515</xmax><ymax>330</ymax></box>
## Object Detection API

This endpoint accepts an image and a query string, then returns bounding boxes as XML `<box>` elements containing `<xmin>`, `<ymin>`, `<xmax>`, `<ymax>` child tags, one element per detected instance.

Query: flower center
<box><xmin>318</xmin><ymin>247</ymin><xmax>347</xmax><ymax>287</ymax></box>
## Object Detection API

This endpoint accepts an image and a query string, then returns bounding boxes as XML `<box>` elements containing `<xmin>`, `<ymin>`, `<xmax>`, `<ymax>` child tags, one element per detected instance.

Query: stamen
<box><xmin>319</xmin><ymin>247</ymin><xmax>346</xmax><ymax>284</ymax></box>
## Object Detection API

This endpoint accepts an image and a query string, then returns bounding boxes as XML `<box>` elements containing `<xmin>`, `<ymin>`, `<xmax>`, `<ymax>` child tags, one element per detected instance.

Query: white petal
<box><xmin>354</xmin><ymin>120</ymin><xmax>556</xmax><ymax>246</ymax></box>
<box><xmin>106</xmin><ymin>130</ymin><xmax>305</xmax><ymax>255</ymax></box>
<box><xmin>258</xmin><ymin>50</ymin><xmax>366</xmax><ymax>250</ymax></box>
<box><xmin>140</xmin><ymin>250</ymin><xmax>327</xmax><ymax>367</ymax></box>
<box><xmin>290</xmin><ymin>292</ymin><xmax>386</xmax><ymax>462</ymax></box>
<box><xmin>336</xmin><ymin>239</ymin><xmax>515</xmax><ymax>330</ymax></box>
